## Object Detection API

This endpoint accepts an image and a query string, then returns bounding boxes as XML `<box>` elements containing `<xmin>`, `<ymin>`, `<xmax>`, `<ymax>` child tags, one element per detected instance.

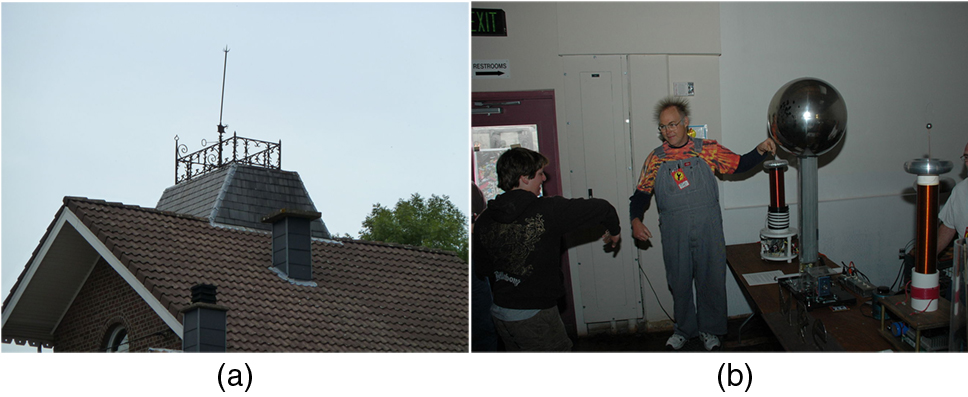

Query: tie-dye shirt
<box><xmin>634</xmin><ymin>139</ymin><xmax>741</xmax><ymax>194</ymax></box>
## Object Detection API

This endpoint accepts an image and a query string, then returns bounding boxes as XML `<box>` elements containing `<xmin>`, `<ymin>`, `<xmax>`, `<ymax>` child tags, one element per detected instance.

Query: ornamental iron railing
<box><xmin>175</xmin><ymin>130</ymin><xmax>281</xmax><ymax>184</ymax></box>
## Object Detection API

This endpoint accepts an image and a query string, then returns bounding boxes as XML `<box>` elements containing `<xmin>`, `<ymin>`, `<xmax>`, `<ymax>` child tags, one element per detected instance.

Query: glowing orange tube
<box><xmin>915</xmin><ymin>184</ymin><xmax>938</xmax><ymax>275</ymax></box>
<box><xmin>768</xmin><ymin>167</ymin><xmax>786</xmax><ymax>209</ymax></box>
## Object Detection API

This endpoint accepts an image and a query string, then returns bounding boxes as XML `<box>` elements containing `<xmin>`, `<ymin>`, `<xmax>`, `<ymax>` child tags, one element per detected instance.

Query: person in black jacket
<box><xmin>473</xmin><ymin>147</ymin><xmax>620</xmax><ymax>351</ymax></box>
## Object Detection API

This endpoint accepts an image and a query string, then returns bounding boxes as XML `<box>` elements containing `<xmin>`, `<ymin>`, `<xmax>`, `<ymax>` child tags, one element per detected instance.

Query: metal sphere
<box><xmin>767</xmin><ymin>78</ymin><xmax>847</xmax><ymax>157</ymax></box>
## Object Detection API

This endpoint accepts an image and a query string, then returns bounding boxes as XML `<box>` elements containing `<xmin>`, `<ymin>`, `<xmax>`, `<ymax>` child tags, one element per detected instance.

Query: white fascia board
<box><xmin>2</xmin><ymin>211</ymin><xmax>69</xmax><ymax>326</ymax></box>
<box><xmin>60</xmin><ymin>208</ymin><xmax>184</xmax><ymax>338</ymax></box>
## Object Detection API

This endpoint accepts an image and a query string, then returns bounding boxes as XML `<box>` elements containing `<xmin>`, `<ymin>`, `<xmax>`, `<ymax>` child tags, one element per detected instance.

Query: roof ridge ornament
<box><xmin>173</xmin><ymin>47</ymin><xmax>282</xmax><ymax>184</ymax></box>
<box><xmin>174</xmin><ymin>134</ymin><xmax>282</xmax><ymax>184</ymax></box>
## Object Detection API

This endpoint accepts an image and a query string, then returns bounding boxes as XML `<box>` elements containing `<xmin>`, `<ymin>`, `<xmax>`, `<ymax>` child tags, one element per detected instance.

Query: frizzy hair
<box><xmin>653</xmin><ymin>96</ymin><xmax>691</xmax><ymax>123</ymax></box>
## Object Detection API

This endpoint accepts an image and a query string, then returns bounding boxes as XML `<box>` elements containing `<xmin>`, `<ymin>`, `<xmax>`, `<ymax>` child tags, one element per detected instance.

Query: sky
<box><xmin>1</xmin><ymin>2</ymin><xmax>469</xmax><ymax>353</ymax></box>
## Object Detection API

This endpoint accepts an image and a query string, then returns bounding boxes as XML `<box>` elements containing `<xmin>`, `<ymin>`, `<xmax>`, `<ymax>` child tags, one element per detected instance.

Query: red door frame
<box><xmin>471</xmin><ymin>90</ymin><xmax>579</xmax><ymax>335</ymax></box>
<box><xmin>472</xmin><ymin>90</ymin><xmax>563</xmax><ymax>197</ymax></box>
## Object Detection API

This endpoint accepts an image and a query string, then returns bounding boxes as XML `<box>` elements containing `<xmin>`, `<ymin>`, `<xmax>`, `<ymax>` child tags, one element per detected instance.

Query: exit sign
<box><xmin>472</xmin><ymin>8</ymin><xmax>506</xmax><ymax>37</ymax></box>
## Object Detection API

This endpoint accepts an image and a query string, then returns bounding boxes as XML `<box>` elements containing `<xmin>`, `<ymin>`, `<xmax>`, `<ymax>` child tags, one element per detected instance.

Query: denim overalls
<box><xmin>653</xmin><ymin>138</ymin><xmax>728</xmax><ymax>338</ymax></box>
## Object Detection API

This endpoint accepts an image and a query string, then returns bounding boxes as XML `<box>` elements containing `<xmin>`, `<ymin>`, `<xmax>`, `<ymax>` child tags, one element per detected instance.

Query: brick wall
<box><xmin>54</xmin><ymin>258</ymin><xmax>182</xmax><ymax>352</ymax></box>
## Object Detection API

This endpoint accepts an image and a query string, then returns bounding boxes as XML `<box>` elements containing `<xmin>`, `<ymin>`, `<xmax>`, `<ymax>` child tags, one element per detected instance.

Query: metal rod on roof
<box><xmin>174</xmin><ymin>135</ymin><xmax>179</xmax><ymax>184</ymax></box>
<box><xmin>219</xmin><ymin>46</ymin><xmax>230</xmax><ymax>130</ymax></box>
<box><xmin>218</xmin><ymin>46</ymin><xmax>230</xmax><ymax>167</ymax></box>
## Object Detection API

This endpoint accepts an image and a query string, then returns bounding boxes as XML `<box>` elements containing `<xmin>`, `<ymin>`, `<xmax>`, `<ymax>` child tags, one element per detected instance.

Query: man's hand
<box><xmin>631</xmin><ymin>218</ymin><xmax>652</xmax><ymax>241</ymax></box>
<box><xmin>757</xmin><ymin>137</ymin><xmax>777</xmax><ymax>156</ymax></box>
<box><xmin>601</xmin><ymin>231</ymin><xmax>621</xmax><ymax>248</ymax></box>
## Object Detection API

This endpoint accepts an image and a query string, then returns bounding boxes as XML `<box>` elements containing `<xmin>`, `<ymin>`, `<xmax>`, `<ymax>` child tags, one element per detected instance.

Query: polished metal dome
<box><xmin>768</xmin><ymin>78</ymin><xmax>847</xmax><ymax>157</ymax></box>
<box><xmin>763</xmin><ymin>159</ymin><xmax>789</xmax><ymax>170</ymax></box>
<box><xmin>904</xmin><ymin>158</ymin><xmax>953</xmax><ymax>176</ymax></box>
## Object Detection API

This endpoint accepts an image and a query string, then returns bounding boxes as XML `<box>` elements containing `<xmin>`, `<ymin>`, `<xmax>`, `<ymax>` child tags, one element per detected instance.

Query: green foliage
<box><xmin>359</xmin><ymin>193</ymin><xmax>468</xmax><ymax>262</ymax></box>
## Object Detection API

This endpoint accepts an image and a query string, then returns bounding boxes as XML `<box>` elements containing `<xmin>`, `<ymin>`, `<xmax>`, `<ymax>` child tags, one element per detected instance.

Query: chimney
<box><xmin>261</xmin><ymin>208</ymin><xmax>322</xmax><ymax>282</ymax></box>
<box><xmin>181</xmin><ymin>284</ymin><xmax>229</xmax><ymax>352</ymax></box>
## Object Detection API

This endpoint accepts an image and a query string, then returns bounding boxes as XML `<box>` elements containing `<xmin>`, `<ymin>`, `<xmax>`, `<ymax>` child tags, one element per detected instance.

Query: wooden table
<box><xmin>726</xmin><ymin>242</ymin><xmax>893</xmax><ymax>351</ymax></box>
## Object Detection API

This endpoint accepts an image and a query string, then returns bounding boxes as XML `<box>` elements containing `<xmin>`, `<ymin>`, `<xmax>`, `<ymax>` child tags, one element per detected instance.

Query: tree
<box><xmin>360</xmin><ymin>193</ymin><xmax>468</xmax><ymax>262</ymax></box>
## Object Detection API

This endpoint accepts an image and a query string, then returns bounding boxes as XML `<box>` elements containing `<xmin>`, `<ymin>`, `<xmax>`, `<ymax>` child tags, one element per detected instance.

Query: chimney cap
<box><xmin>261</xmin><ymin>208</ymin><xmax>322</xmax><ymax>224</ymax></box>
<box><xmin>182</xmin><ymin>283</ymin><xmax>229</xmax><ymax>313</ymax></box>
<box><xmin>190</xmin><ymin>283</ymin><xmax>218</xmax><ymax>304</ymax></box>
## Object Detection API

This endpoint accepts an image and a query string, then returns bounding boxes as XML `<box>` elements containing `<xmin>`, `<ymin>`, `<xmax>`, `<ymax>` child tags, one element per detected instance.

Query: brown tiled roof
<box><xmin>60</xmin><ymin>197</ymin><xmax>468</xmax><ymax>352</ymax></box>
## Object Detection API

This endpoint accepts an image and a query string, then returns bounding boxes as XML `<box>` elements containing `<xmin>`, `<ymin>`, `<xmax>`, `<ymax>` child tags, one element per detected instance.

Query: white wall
<box><xmin>556</xmin><ymin>2</ymin><xmax>719</xmax><ymax>55</ymax></box>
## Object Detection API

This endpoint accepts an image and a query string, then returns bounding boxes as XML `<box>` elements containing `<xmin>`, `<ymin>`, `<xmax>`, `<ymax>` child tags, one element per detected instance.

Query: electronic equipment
<box><xmin>872</xmin><ymin>286</ymin><xmax>891</xmax><ymax>320</ymax></box>
<box><xmin>779</xmin><ymin>268</ymin><xmax>857</xmax><ymax>311</ymax></box>
<box><xmin>889</xmin><ymin>321</ymin><xmax>909</xmax><ymax>338</ymax></box>
<box><xmin>839</xmin><ymin>274</ymin><xmax>875</xmax><ymax>298</ymax></box>
<box><xmin>903</xmin><ymin>327</ymin><xmax>949</xmax><ymax>352</ymax></box>
<box><xmin>817</xmin><ymin>275</ymin><xmax>832</xmax><ymax>297</ymax></box>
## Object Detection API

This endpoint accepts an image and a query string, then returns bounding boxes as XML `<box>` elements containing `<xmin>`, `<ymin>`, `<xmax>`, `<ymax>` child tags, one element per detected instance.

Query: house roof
<box><xmin>156</xmin><ymin>164</ymin><xmax>332</xmax><ymax>239</ymax></box>
<box><xmin>2</xmin><ymin>197</ymin><xmax>468</xmax><ymax>352</ymax></box>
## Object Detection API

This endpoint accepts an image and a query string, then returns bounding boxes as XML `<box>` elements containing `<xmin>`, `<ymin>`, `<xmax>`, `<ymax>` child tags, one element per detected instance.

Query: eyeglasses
<box><xmin>658</xmin><ymin>118</ymin><xmax>684</xmax><ymax>132</ymax></box>
<box><xmin>961</xmin><ymin>154</ymin><xmax>968</xmax><ymax>161</ymax></box>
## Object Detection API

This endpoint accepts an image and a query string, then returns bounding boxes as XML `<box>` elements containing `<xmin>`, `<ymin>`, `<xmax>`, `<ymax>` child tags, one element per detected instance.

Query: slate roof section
<box><xmin>156</xmin><ymin>164</ymin><xmax>331</xmax><ymax>239</ymax></box>
<box><xmin>52</xmin><ymin>197</ymin><xmax>468</xmax><ymax>352</ymax></box>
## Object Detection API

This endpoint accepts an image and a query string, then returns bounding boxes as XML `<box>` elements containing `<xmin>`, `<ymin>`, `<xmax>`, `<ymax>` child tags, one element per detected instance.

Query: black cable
<box><xmin>639</xmin><ymin>263</ymin><xmax>674</xmax><ymax>322</ymax></box>
<box><xmin>891</xmin><ymin>239</ymin><xmax>916</xmax><ymax>291</ymax></box>
<box><xmin>891</xmin><ymin>259</ymin><xmax>904</xmax><ymax>291</ymax></box>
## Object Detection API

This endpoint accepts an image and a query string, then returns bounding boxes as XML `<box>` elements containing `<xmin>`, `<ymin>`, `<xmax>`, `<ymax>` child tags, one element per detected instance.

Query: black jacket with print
<box><xmin>473</xmin><ymin>189</ymin><xmax>620</xmax><ymax>310</ymax></box>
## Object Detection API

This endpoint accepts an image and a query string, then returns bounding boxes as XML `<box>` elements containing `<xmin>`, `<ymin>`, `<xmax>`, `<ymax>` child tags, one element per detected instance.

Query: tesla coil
<box><xmin>760</xmin><ymin>159</ymin><xmax>797</xmax><ymax>262</ymax></box>
<box><xmin>904</xmin><ymin>156</ymin><xmax>952</xmax><ymax>313</ymax></box>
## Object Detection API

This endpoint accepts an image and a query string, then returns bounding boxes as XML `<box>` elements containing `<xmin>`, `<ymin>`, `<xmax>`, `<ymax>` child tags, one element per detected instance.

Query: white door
<box><xmin>562</xmin><ymin>55</ymin><xmax>643</xmax><ymax>334</ymax></box>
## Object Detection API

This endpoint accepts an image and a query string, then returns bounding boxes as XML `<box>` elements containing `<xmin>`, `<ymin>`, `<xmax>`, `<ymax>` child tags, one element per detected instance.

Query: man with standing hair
<box><xmin>630</xmin><ymin>97</ymin><xmax>775</xmax><ymax>351</ymax></box>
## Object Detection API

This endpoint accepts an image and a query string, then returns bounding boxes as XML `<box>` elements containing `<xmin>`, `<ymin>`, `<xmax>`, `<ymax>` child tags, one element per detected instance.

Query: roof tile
<box><xmin>62</xmin><ymin>196</ymin><xmax>468</xmax><ymax>352</ymax></box>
